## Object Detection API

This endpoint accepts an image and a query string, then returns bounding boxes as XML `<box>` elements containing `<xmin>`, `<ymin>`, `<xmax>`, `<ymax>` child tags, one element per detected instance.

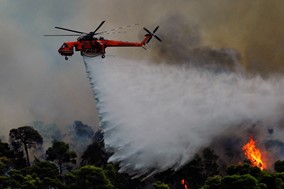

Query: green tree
<box><xmin>0</xmin><ymin>157</ymin><xmax>10</xmax><ymax>175</ymax></box>
<box><xmin>9</xmin><ymin>126</ymin><xmax>43</xmax><ymax>166</ymax></box>
<box><xmin>275</xmin><ymin>160</ymin><xmax>284</xmax><ymax>173</ymax></box>
<box><xmin>65</xmin><ymin>165</ymin><xmax>113</xmax><ymax>189</ymax></box>
<box><xmin>259</xmin><ymin>183</ymin><xmax>268</xmax><ymax>189</ymax></box>
<box><xmin>227</xmin><ymin>163</ymin><xmax>262</xmax><ymax>179</ymax></box>
<box><xmin>0</xmin><ymin>139</ymin><xmax>14</xmax><ymax>158</ymax></box>
<box><xmin>178</xmin><ymin>154</ymin><xmax>205</xmax><ymax>189</ymax></box>
<box><xmin>1</xmin><ymin>161</ymin><xmax>64</xmax><ymax>189</ymax></box>
<box><xmin>46</xmin><ymin>140</ymin><xmax>77</xmax><ymax>174</ymax></box>
<box><xmin>0</xmin><ymin>139</ymin><xmax>26</xmax><ymax>170</ymax></box>
<box><xmin>201</xmin><ymin>175</ymin><xmax>222</xmax><ymax>189</ymax></box>
<box><xmin>81</xmin><ymin>141</ymin><xmax>109</xmax><ymax>168</ymax></box>
<box><xmin>275</xmin><ymin>177</ymin><xmax>284</xmax><ymax>189</ymax></box>
<box><xmin>221</xmin><ymin>174</ymin><xmax>260</xmax><ymax>189</ymax></box>
<box><xmin>0</xmin><ymin>139</ymin><xmax>14</xmax><ymax>175</ymax></box>
<box><xmin>0</xmin><ymin>143</ymin><xmax>13</xmax><ymax>189</ymax></box>
<box><xmin>153</xmin><ymin>181</ymin><xmax>170</xmax><ymax>189</ymax></box>
<box><xmin>104</xmin><ymin>163</ymin><xmax>143</xmax><ymax>189</ymax></box>
<box><xmin>24</xmin><ymin>161</ymin><xmax>64</xmax><ymax>189</ymax></box>
<box><xmin>260</xmin><ymin>174</ymin><xmax>273</xmax><ymax>189</ymax></box>
<box><xmin>202</xmin><ymin>147</ymin><xmax>219</xmax><ymax>177</ymax></box>
<box><xmin>154</xmin><ymin>155</ymin><xmax>205</xmax><ymax>189</ymax></box>
<box><xmin>0</xmin><ymin>174</ymin><xmax>10</xmax><ymax>188</ymax></box>
<box><xmin>6</xmin><ymin>169</ymin><xmax>26</xmax><ymax>188</ymax></box>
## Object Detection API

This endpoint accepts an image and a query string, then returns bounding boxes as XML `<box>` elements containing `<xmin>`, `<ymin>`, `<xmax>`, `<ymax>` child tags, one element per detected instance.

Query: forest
<box><xmin>1</xmin><ymin>123</ymin><xmax>284</xmax><ymax>189</ymax></box>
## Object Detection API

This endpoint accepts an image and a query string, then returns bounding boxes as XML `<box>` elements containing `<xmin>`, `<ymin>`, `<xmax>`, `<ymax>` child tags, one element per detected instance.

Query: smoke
<box><xmin>1</xmin><ymin>1</ymin><xmax>283</xmax><ymax>139</ymax></box>
<box><xmin>1</xmin><ymin>1</ymin><xmax>283</xmax><ymax>174</ymax></box>
<box><xmin>84</xmin><ymin>56</ymin><xmax>284</xmax><ymax>176</ymax></box>
<box><xmin>80</xmin><ymin>0</ymin><xmax>284</xmax><ymax>73</ymax></box>
<box><xmin>79</xmin><ymin>2</ymin><xmax>284</xmax><ymax>175</ymax></box>
<box><xmin>147</xmin><ymin>14</ymin><xmax>242</xmax><ymax>73</ymax></box>
<box><xmin>208</xmin><ymin>122</ymin><xmax>276</xmax><ymax>172</ymax></box>
<box><xmin>32</xmin><ymin>120</ymin><xmax>95</xmax><ymax>154</ymax></box>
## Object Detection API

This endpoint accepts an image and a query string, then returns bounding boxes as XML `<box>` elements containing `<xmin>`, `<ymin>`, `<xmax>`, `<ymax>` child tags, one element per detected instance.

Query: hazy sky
<box><xmin>0</xmin><ymin>0</ymin><xmax>283</xmax><ymax>137</ymax></box>
<box><xmin>0</xmin><ymin>1</ymin><xmax>97</xmax><ymax>136</ymax></box>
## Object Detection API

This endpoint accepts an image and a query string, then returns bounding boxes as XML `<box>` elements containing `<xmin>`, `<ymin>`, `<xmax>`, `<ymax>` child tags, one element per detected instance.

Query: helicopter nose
<box><xmin>58</xmin><ymin>48</ymin><xmax>63</xmax><ymax>54</ymax></box>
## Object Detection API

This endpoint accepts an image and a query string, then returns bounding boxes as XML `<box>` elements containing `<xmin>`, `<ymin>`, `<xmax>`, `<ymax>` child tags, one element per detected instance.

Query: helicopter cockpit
<box><xmin>58</xmin><ymin>43</ymin><xmax>74</xmax><ymax>60</ymax></box>
<box><xmin>61</xmin><ymin>43</ymin><xmax>68</xmax><ymax>48</ymax></box>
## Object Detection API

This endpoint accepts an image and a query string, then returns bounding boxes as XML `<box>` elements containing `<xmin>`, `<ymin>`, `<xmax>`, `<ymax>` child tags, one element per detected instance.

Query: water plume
<box><xmin>84</xmin><ymin>56</ymin><xmax>284</xmax><ymax>176</ymax></box>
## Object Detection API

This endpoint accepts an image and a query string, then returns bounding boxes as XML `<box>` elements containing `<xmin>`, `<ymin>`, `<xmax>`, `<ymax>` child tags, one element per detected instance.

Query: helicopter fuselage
<box><xmin>46</xmin><ymin>21</ymin><xmax>161</xmax><ymax>60</ymax></box>
<box><xmin>58</xmin><ymin>39</ymin><xmax>105</xmax><ymax>59</ymax></box>
<box><xmin>58</xmin><ymin>36</ymin><xmax>151</xmax><ymax>60</ymax></box>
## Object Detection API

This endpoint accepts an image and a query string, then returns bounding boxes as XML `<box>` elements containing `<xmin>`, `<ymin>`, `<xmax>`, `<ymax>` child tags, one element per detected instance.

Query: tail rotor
<box><xmin>143</xmin><ymin>26</ymin><xmax>162</xmax><ymax>44</ymax></box>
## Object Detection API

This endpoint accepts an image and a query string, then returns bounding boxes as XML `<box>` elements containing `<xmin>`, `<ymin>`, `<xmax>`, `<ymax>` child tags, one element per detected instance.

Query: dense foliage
<box><xmin>1</xmin><ymin>125</ymin><xmax>284</xmax><ymax>189</ymax></box>
<box><xmin>46</xmin><ymin>140</ymin><xmax>77</xmax><ymax>174</ymax></box>
<box><xmin>9</xmin><ymin>126</ymin><xmax>43</xmax><ymax>166</ymax></box>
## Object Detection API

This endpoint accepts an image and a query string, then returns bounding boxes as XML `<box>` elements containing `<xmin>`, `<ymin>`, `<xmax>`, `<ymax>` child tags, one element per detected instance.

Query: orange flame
<box><xmin>242</xmin><ymin>136</ymin><xmax>266</xmax><ymax>170</ymax></box>
<box><xmin>181</xmin><ymin>179</ymin><xmax>189</xmax><ymax>189</ymax></box>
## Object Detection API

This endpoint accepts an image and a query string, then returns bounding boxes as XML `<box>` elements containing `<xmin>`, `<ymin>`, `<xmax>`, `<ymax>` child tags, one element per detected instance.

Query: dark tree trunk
<box><xmin>59</xmin><ymin>157</ymin><xmax>62</xmax><ymax>175</ymax></box>
<box><xmin>23</xmin><ymin>142</ymin><xmax>30</xmax><ymax>166</ymax></box>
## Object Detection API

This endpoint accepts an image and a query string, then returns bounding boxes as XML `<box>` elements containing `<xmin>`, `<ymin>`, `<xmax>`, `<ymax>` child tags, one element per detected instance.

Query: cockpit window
<box><xmin>61</xmin><ymin>43</ymin><xmax>68</xmax><ymax>48</ymax></box>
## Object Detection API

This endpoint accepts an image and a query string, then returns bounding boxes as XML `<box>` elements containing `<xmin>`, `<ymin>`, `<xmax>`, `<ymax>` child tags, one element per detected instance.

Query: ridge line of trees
<box><xmin>1</xmin><ymin>125</ymin><xmax>284</xmax><ymax>189</ymax></box>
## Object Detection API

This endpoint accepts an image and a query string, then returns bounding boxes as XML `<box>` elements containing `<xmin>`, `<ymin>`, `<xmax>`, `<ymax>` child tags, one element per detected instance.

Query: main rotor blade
<box><xmin>146</xmin><ymin>36</ymin><xmax>152</xmax><ymax>43</ymax></box>
<box><xmin>55</xmin><ymin>27</ymin><xmax>86</xmax><ymax>34</ymax></box>
<box><xmin>97</xmin><ymin>23</ymin><xmax>139</xmax><ymax>35</ymax></box>
<box><xmin>44</xmin><ymin>34</ymin><xmax>81</xmax><ymax>36</ymax></box>
<box><xmin>93</xmin><ymin>21</ymin><xmax>105</xmax><ymax>34</ymax></box>
<box><xmin>143</xmin><ymin>27</ymin><xmax>151</xmax><ymax>34</ymax></box>
<box><xmin>153</xmin><ymin>26</ymin><xmax>159</xmax><ymax>33</ymax></box>
<box><xmin>154</xmin><ymin>35</ymin><xmax>162</xmax><ymax>42</ymax></box>
<box><xmin>99</xmin><ymin>31</ymin><xmax>127</xmax><ymax>35</ymax></box>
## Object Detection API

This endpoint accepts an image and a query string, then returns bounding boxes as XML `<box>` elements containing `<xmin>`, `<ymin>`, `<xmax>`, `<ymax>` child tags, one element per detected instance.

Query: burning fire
<box><xmin>242</xmin><ymin>136</ymin><xmax>266</xmax><ymax>170</ymax></box>
<box><xmin>181</xmin><ymin>179</ymin><xmax>189</xmax><ymax>189</ymax></box>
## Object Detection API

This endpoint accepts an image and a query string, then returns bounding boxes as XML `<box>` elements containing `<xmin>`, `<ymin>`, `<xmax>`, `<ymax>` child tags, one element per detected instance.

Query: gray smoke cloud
<box><xmin>84</xmin><ymin>56</ymin><xmax>284</xmax><ymax>176</ymax></box>
<box><xmin>80</xmin><ymin>0</ymin><xmax>284</xmax><ymax>73</ymax></box>
<box><xmin>147</xmin><ymin>14</ymin><xmax>242</xmax><ymax>74</ymax></box>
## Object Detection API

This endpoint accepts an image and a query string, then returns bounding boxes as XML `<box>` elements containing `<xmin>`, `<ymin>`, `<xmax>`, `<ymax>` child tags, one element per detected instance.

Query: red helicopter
<box><xmin>44</xmin><ymin>21</ymin><xmax>161</xmax><ymax>60</ymax></box>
